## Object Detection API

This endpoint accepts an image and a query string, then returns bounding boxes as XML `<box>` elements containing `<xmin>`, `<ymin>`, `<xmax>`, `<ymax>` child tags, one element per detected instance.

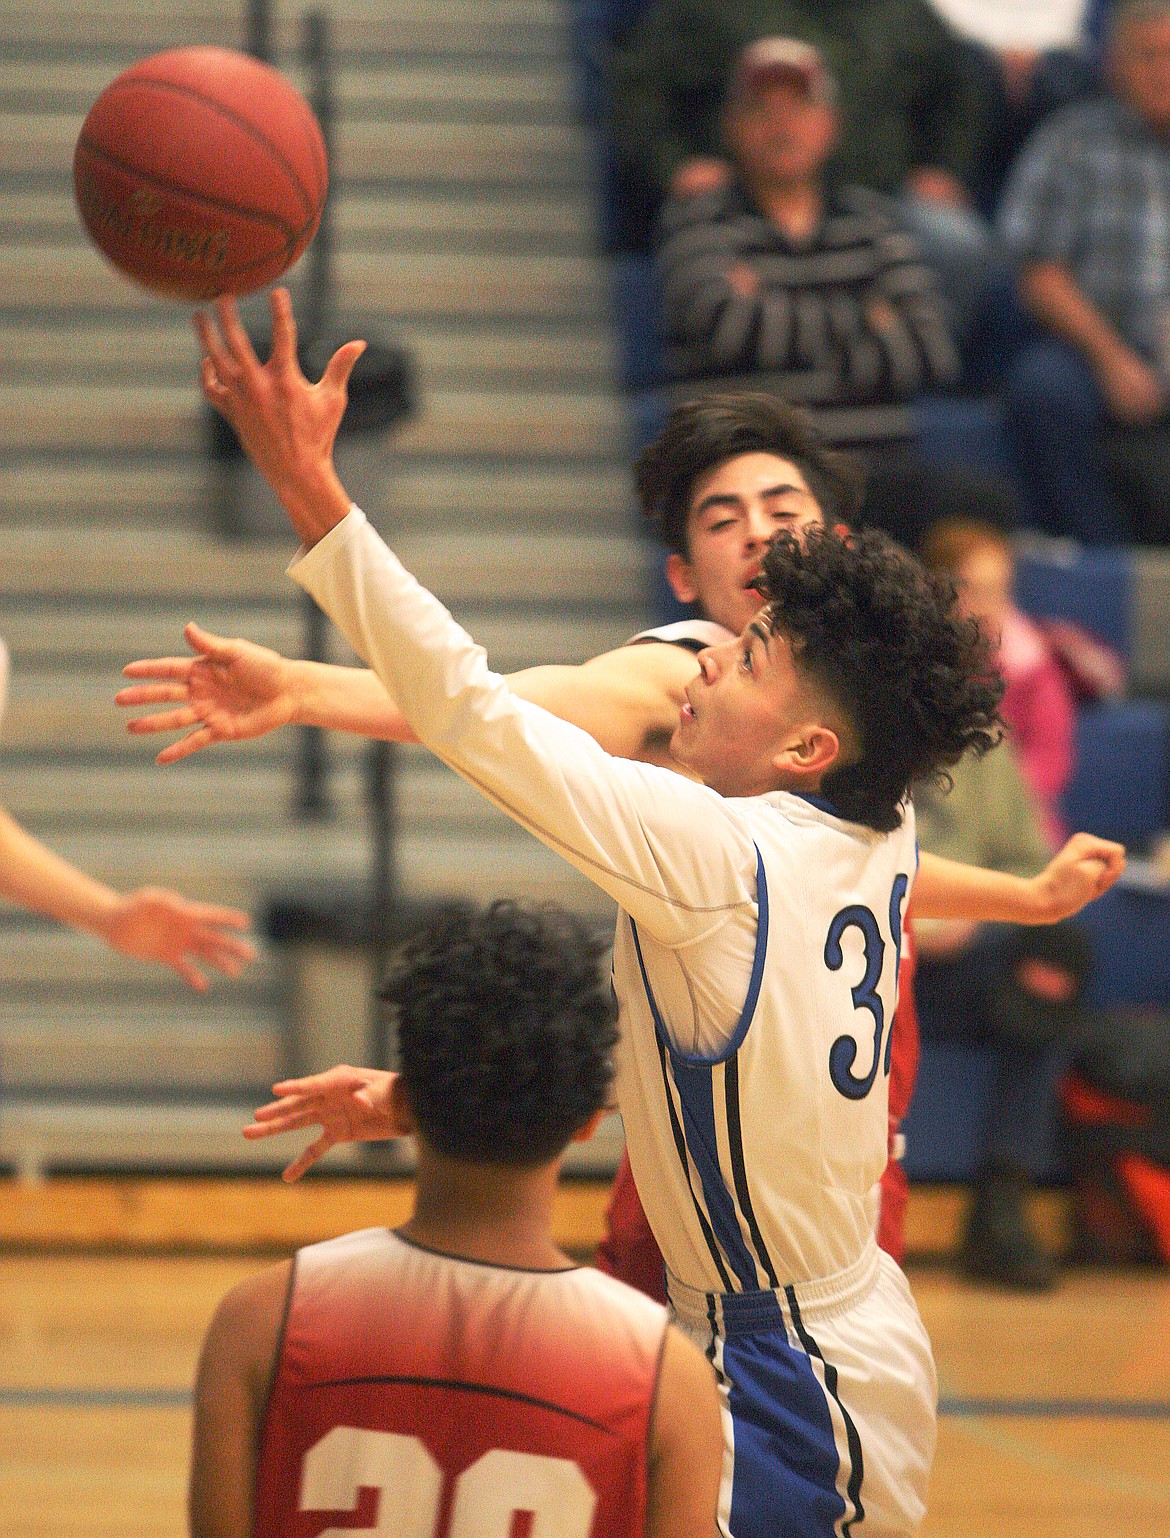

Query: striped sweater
<box><xmin>657</xmin><ymin>180</ymin><xmax>960</xmax><ymax>452</ymax></box>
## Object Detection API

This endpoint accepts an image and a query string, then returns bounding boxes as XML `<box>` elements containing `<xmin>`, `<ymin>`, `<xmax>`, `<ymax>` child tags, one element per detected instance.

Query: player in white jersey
<box><xmin>180</xmin><ymin>291</ymin><xmax>1131</xmax><ymax>1537</ymax></box>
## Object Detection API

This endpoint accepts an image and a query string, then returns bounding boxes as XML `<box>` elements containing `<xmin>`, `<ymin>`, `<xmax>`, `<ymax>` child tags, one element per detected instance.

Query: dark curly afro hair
<box><xmin>382</xmin><ymin>900</ymin><xmax>619</xmax><ymax>1167</ymax></box>
<box><xmin>635</xmin><ymin>391</ymin><xmax>863</xmax><ymax>556</ymax></box>
<box><xmin>760</xmin><ymin>525</ymin><xmax>1005</xmax><ymax>832</ymax></box>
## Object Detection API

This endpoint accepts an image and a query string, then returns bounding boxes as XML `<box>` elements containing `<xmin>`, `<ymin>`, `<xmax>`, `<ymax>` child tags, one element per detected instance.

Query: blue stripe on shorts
<box><xmin>721</xmin><ymin>1326</ymin><xmax>846</xmax><ymax>1538</ymax></box>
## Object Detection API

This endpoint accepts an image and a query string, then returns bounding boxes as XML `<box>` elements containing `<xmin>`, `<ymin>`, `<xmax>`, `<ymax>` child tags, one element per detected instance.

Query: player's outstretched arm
<box><xmin>119</xmin><ymin>630</ymin><xmax>695</xmax><ymax>766</ymax></box>
<box><xmin>913</xmin><ymin>835</ymin><xmax>1126</xmax><ymax>926</ymax></box>
<box><xmin>242</xmin><ymin>1065</ymin><xmax>405</xmax><ymax>1181</ymax></box>
<box><xmin>196</xmin><ymin>289</ymin><xmax>360</xmax><ymax>548</ymax></box>
<box><xmin>118</xmin><ymin>621</ymin><xmax>416</xmax><ymax>762</ymax></box>
<box><xmin>0</xmin><ymin>806</ymin><xmax>254</xmax><ymax>989</ymax></box>
<box><xmin>646</xmin><ymin>1326</ymin><xmax>724</xmax><ymax>1538</ymax></box>
<box><xmin>201</xmin><ymin>290</ymin><xmax>755</xmax><ymax>945</ymax></box>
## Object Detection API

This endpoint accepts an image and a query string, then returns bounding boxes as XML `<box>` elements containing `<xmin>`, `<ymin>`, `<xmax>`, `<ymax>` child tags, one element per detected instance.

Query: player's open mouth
<box><xmin>680</xmin><ymin>701</ymin><xmax>696</xmax><ymax>724</ymax></box>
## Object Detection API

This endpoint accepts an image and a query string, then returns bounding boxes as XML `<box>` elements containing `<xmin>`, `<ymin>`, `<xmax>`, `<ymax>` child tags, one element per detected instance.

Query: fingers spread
<box><xmin>156</xmin><ymin>727</ymin><xmax>215</xmax><ymax>765</ymax></box>
<box><xmin>216</xmin><ymin>296</ymin><xmax>260</xmax><ymax>370</ymax></box>
<box><xmin>283</xmin><ymin>1132</ymin><xmax>334</xmax><ymax>1182</ymax></box>
<box><xmin>185</xmin><ymin>622</ymin><xmax>234</xmax><ymax>659</ymax></box>
<box><xmin>124</xmin><ymin>704</ymin><xmax>198</xmax><ymax>732</ymax></box>
<box><xmin>120</xmin><ymin>659</ymin><xmax>194</xmax><ymax>682</ymax></box>
<box><xmin>269</xmin><ymin>287</ymin><xmax>300</xmax><ymax>371</ymax></box>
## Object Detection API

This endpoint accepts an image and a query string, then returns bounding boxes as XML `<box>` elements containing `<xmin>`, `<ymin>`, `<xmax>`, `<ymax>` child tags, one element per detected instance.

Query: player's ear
<box><xmin>772</xmin><ymin>724</ymin><xmax>840</xmax><ymax>781</ymax></box>
<box><xmin>389</xmin><ymin>1074</ymin><xmax>418</xmax><ymax>1135</ymax></box>
<box><xmin>571</xmin><ymin>1109</ymin><xmax>606</xmax><ymax>1144</ymax></box>
<box><xmin>665</xmin><ymin>552</ymin><xmax>700</xmax><ymax>607</ymax></box>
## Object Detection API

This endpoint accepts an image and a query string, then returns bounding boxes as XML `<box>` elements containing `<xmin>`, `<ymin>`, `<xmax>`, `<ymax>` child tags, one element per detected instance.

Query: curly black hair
<box><xmin>382</xmin><ymin>900</ymin><xmax>619</xmax><ymax>1167</ymax></box>
<box><xmin>635</xmin><ymin>391</ymin><xmax>864</xmax><ymax>556</ymax></box>
<box><xmin>760</xmin><ymin>525</ymin><xmax>1005</xmax><ymax>832</ymax></box>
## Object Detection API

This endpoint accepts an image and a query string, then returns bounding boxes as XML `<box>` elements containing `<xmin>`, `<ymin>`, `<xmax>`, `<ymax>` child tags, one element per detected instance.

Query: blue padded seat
<box><xmin>1060</xmin><ymin>701</ymin><xmax>1169</xmax><ymax>847</ymax></box>
<box><xmin>610</xmin><ymin>255</ymin><xmax>666</xmax><ymax>392</ymax></box>
<box><xmin>914</xmin><ymin>394</ymin><xmax>1016</xmax><ymax>481</ymax></box>
<box><xmin>1014</xmin><ymin>544</ymin><xmax>1134</xmax><ymax>659</ymax></box>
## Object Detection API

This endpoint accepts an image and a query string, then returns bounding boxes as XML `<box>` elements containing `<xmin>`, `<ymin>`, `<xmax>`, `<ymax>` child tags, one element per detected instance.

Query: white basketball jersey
<box><xmin>293</xmin><ymin>511</ymin><xmax>918</xmax><ymax>1300</ymax></box>
<box><xmin>613</xmin><ymin>792</ymin><xmax>915</xmax><ymax>1298</ymax></box>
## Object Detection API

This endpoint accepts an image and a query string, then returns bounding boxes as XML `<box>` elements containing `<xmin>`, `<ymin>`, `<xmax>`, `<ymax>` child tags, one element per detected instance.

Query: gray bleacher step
<box><xmin>0</xmin><ymin>1</ymin><xmax>567</xmax><ymax>60</ymax></box>
<box><xmin>0</xmin><ymin>317</ymin><xmax>615</xmax><ymax>387</ymax></box>
<box><xmin>0</xmin><ymin>1097</ymin><xmax>362</xmax><ymax>1176</ymax></box>
<box><xmin>0</xmin><ymin>113</ymin><xmax>589</xmax><ymax>187</ymax></box>
<box><xmin>0</xmin><ymin>824</ymin><xmax>616</xmax><ymax>919</ymax></box>
<box><xmin>0</xmin><ymin>60</ymin><xmax>578</xmax><ymax>121</ymax></box>
<box><xmin>0</xmin><ymin>186</ymin><xmax>594</xmax><ymax>252</ymax></box>
<box><xmin>0</xmin><ymin>247</ymin><xmax>608</xmax><ymax>322</ymax></box>
<box><xmin>0</xmin><ymin>458</ymin><xmax>634</xmax><ymax>533</ymax></box>
<box><xmin>1</xmin><ymin>1003</ymin><xmax>287</xmax><ymax>1093</ymax></box>
<box><xmin>1133</xmin><ymin>547</ymin><xmax>1170</xmax><ymax>695</ymax></box>
<box><xmin>0</xmin><ymin>527</ymin><xmax>646</xmax><ymax>604</ymax></box>
<box><xmin>0</xmin><ymin>923</ymin><xmax>280</xmax><ymax>991</ymax></box>
<box><xmin>0</xmin><ymin>380</ymin><xmax>624</xmax><ymax>458</ymax></box>
<box><xmin>0</xmin><ymin>755</ymin><xmax>551</xmax><ymax>836</ymax></box>
<box><xmin>0</xmin><ymin>1097</ymin><xmax>623</xmax><ymax>1177</ymax></box>
<box><xmin>0</xmin><ymin>604</ymin><xmax>636</xmax><ymax>674</ymax></box>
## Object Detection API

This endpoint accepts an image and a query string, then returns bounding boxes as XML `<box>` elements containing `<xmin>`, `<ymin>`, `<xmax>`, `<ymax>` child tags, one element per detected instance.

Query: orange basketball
<box><xmin>73</xmin><ymin>46</ymin><xmax>327</xmax><ymax>301</ymax></box>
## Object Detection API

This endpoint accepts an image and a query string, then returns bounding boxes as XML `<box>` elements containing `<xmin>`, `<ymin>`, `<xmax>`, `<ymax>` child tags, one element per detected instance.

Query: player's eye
<box><xmin>740</xmin><ymin>643</ymin><xmax>754</xmax><ymax>675</ymax></box>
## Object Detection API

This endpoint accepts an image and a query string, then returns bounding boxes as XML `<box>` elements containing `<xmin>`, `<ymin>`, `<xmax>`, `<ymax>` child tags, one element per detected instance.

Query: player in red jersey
<box><xmin>188</xmin><ymin>900</ymin><xmax>722</xmax><ymax>1538</ymax></box>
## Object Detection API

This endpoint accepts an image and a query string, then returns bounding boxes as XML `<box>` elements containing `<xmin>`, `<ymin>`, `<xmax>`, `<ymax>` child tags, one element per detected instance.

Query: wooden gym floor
<box><xmin>0</xmin><ymin>1178</ymin><xmax>1168</xmax><ymax>1538</ymax></box>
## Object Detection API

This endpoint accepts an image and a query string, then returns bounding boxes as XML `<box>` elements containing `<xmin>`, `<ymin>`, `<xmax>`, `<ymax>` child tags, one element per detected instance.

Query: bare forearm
<box><xmin>1019</xmin><ymin>262</ymin><xmax>1127</xmax><ymax>369</ymax></box>
<box><xmin>0</xmin><ymin>807</ymin><xmax>119</xmax><ymax>936</ymax></box>
<box><xmin>913</xmin><ymin>851</ymin><xmax>1043</xmax><ymax>924</ymax></box>
<box><xmin>291</xmin><ymin>659</ymin><xmax>418</xmax><ymax>741</ymax></box>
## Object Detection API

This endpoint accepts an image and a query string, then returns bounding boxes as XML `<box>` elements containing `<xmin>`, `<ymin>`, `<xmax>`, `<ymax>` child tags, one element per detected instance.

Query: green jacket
<box><xmin>913</xmin><ymin>739</ymin><xmax>1053</xmax><ymax>880</ymax></box>
<box><xmin>607</xmin><ymin>0</ymin><xmax>991</xmax><ymax>203</ymax></box>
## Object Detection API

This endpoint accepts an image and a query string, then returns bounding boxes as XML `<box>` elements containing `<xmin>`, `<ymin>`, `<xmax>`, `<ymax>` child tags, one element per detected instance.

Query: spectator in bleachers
<box><xmin>655</xmin><ymin>39</ymin><xmax>1019</xmax><ymax>549</ymax></box>
<box><xmin>606</xmin><ymin>0</ymin><xmax>1003</xmax><ymax>355</ymax></box>
<box><xmin>1000</xmin><ymin>0</ymin><xmax>1170</xmax><ymax>546</ymax></box>
<box><xmin>920</xmin><ymin>518</ymin><xmax>1077</xmax><ymax>846</ymax></box>
<box><xmin>914</xmin><ymin>544</ymin><xmax>1093</xmax><ymax>1291</ymax></box>
<box><xmin>925</xmin><ymin>0</ymin><xmax>1103</xmax><ymax>211</ymax></box>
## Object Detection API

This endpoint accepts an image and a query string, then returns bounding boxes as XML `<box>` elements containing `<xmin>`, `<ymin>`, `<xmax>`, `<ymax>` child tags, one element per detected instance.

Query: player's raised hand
<box><xmin>1032</xmin><ymin>832</ymin><xmax>1126</xmax><ymax>921</ymax></box>
<box><xmin>194</xmin><ymin>288</ymin><xmax>365</xmax><ymax>545</ymax></box>
<box><xmin>243</xmin><ymin>1064</ymin><xmax>405</xmax><ymax>1181</ymax></box>
<box><xmin>102</xmin><ymin>887</ymin><xmax>255</xmax><ymax>991</ymax></box>
<box><xmin>118</xmin><ymin>622</ymin><xmax>299</xmax><ymax>764</ymax></box>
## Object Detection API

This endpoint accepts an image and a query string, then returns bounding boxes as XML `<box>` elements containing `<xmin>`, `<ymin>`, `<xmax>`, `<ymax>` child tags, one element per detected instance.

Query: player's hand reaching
<box><xmin>243</xmin><ymin>1065</ymin><xmax>406</xmax><ymax>1181</ymax></box>
<box><xmin>117</xmin><ymin>622</ymin><xmax>299</xmax><ymax>764</ymax></box>
<box><xmin>101</xmin><ymin>887</ymin><xmax>255</xmax><ymax>991</ymax></box>
<box><xmin>1031</xmin><ymin>832</ymin><xmax>1126</xmax><ymax>922</ymax></box>
<box><xmin>195</xmin><ymin>287</ymin><xmax>365</xmax><ymax>547</ymax></box>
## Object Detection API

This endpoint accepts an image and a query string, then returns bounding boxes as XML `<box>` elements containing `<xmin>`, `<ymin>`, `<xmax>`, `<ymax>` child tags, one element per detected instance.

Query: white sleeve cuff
<box><xmin>286</xmin><ymin>504</ymin><xmax>368</xmax><ymax>584</ymax></box>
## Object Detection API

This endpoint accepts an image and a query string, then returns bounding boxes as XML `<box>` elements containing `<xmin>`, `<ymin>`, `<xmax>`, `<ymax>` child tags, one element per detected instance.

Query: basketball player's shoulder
<box><xmin>626</xmin><ymin>619</ymin><xmax>732</xmax><ymax>654</ymax></box>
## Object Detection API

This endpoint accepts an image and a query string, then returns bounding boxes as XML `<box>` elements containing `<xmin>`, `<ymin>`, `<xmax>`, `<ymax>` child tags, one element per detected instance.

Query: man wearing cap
<box><xmin>607</xmin><ymin>0</ymin><xmax>998</xmax><ymax>348</ymax></box>
<box><xmin>656</xmin><ymin>37</ymin><xmax>998</xmax><ymax>548</ymax></box>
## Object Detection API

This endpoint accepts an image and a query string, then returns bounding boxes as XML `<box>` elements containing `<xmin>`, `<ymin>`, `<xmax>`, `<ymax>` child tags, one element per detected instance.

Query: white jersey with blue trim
<box><xmin>291</xmin><ymin>511</ymin><xmax>917</xmax><ymax>1298</ymax></box>
<box><xmin>612</xmin><ymin>793</ymin><xmax>915</xmax><ymax>1297</ymax></box>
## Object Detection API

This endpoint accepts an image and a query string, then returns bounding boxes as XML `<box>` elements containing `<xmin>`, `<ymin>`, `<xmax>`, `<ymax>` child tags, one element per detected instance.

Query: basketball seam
<box><xmin>97</xmin><ymin>73</ymin><xmax>323</xmax><ymax>223</ymax></box>
<box><xmin>77</xmin><ymin>135</ymin><xmax>300</xmax><ymax>242</ymax></box>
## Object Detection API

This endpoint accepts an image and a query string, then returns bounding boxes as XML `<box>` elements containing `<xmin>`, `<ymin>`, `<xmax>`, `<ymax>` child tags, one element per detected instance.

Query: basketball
<box><xmin>73</xmin><ymin>46</ymin><xmax>327</xmax><ymax>301</ymax></box>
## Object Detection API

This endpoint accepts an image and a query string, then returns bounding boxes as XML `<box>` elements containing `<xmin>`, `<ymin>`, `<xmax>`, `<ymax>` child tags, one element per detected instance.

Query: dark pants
<box><xmin>915</xmin><ymin>924</ymin><xmax>1090</xmax><ymax>1180</ymax></box>
<box><xmin>1003</xmin><ymin>337</ymin><xmax>1170</xmax><ymax>545</ymax></box>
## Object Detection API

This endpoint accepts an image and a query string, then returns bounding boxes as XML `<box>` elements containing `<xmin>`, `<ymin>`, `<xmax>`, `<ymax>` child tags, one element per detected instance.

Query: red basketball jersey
<box><xmin>254</xmin><ymin>1227</ymin><xmax>669</xmax><ymax>1538</ymax></box>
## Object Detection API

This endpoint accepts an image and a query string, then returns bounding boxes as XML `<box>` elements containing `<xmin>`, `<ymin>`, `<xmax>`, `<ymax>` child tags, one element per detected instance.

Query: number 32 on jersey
<box><xmin>825</xmin><ymin>873</ymin><xmax>909</xmax><ymax>1102</ymax></box>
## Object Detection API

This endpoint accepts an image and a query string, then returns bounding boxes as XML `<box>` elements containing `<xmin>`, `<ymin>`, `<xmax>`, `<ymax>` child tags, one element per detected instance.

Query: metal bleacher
<box><xmin>0</xmin><ymin>0</ymin><xmax>647</xmax><ymax>1175</ymax></box>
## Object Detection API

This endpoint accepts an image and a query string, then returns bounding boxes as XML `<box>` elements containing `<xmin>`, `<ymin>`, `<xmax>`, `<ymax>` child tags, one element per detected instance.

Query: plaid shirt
<box><xmin>999</xmin><ymin>95</ymin><xmax>1170</xmax><ymax>365</ymax></box>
